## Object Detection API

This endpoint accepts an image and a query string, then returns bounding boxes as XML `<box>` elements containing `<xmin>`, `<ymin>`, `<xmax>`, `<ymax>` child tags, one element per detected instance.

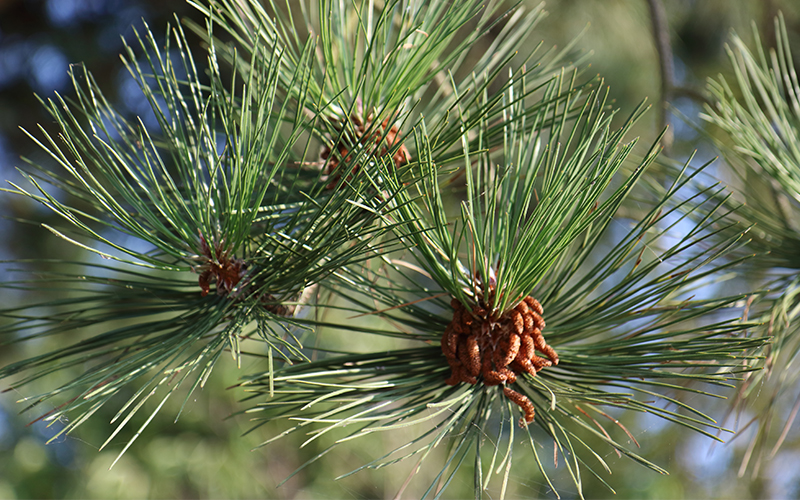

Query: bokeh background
<box><xmin>1</xmin><ymin>0</ymin><xmax>800</xmax><ymax>498</ymax></box>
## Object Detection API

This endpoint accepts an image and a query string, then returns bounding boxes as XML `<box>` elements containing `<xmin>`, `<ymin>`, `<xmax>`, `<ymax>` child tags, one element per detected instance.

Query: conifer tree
<box><xmin>0</xmin><ymin>1</ymin><xmax>772</xmax><ymax>497</ymax></box>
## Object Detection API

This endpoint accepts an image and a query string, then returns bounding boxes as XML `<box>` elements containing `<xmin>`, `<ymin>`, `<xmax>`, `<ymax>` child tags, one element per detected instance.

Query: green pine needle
<box><xmin>235</xmin><ymin>78</ymin><xmax>767</xmax><ymax>497</ymax></box>
<box><xmin>692</xmin><ymin>12</ymin><xmax>800</xmax><ymax>477</ymax></box>
<box><xmin>0</xmin><ymin>14</ymin><xmax>413</xmax><ymax>462</ymax></box>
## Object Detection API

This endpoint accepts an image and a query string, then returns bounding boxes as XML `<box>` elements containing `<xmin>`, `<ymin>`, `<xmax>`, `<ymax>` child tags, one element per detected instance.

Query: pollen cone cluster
<box><xmin>196</xmin><ymin>233</ymin><xmax>246</xmax><ymax>298</ymax></box>
<box><xmin>194</xmin><ymin>233</ymin><xmax>296</xmax><ymax>316</ymax></box>
<box><xmin>441</xmin><ymin>293</ymin><xmax>558</xmax><ymax>426</ymax></box>
<box><xmin>320</xmin><ymin>114</ymin><xmax>410</xmax><ymax>188</ymax></box>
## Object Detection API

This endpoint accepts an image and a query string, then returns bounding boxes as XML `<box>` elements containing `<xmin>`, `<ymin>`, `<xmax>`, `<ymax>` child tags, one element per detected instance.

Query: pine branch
<box><xmin>235</xmin><ymin>73</ymin><xmax>766</xmax><ymax>498</ymax></box>
<box><xmin>696</xmin><ymin>12</ymin><xmax>800</xmax><ymax>477</ymax></box>
<box><xmin>0</xmin><ymin>14</ymin><xmax>413</xmax><ymax>461</ymax></box>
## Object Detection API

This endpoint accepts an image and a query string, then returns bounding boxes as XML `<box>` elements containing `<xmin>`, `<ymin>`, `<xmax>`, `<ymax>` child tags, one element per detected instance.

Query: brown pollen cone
<box><xmin>195</xmin><ymin>233</ymin><xmax>246</xmax><ymax>298</ymax></box>
<box><xmin>320</xmin><ymin>115</ymin><xmax>410</xmax><ymax>189</ymax></box>
<box><xmin>441</xmin><ymin>293</ymin><xmax>558</xmax><ymax>427</ymax></box>
<box><xmin>194</xmin><ymin>233</ymin><xmax>295</xmax><ymax>317</ymax></box>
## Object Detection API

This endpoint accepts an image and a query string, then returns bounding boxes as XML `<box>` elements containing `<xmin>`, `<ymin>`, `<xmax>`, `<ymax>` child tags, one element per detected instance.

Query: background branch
<box><xmin>646</xmin><ymin>0</ymin><xmax>675</xmax><ymax>151</ymax></box>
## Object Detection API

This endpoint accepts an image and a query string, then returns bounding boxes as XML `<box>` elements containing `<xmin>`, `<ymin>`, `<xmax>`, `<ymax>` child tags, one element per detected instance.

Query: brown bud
<box><xmin>523</xmin><ymin>312</ymin><xmax>535</xmax><ymax>333</ymax></box>
<box><xmin>451</xmin><ymin>309</ymin><xmax>465</xmax><ymax>334</ymax></box>
<box><xmin>524</xmin><ymin>296</ymin><xmax>544</xmax><ymax>315</ymax></box>
<box><xmin>497</xmin><ymin>333</ymin><xmax>520</xmax><ymax>368</ymax></box>
<box><xmin>511</xmin><ymin>309</ymin><xmax>524</xmax><ymax>335</ymax></box>
<box><xmin>500</xmin><ymin>368</ymin><xmax>517</xmax><ymax>384</ymax></box>
<box><xmin>483</xmin><ymin>367</ymin><xmax>506</xmax><ymax>386</ymax></box>
<box><xmin>198</xmin><ymin>271</ymin><xmax>211</xmax><ymax>297</ymax></box>
<box><xmin>444</xmin><ymin>365</ymin><xmax>462</xmax><ymax>386</ymax></box>
<box><xmin>464</xmin><ymin>336</ymin><xmax>481</xmax><ymax>376</ymax></box>
<box><xmin>518</xmin><ymin>333</ymin><xmax>535</xmax><ymax>361</ymax></box>
<box><xmin>532</xmin><ymin>333</ymin><xmax>559</xmax><ymax>365</ymax></box>
<box><xmin>441</xmin><ymin>326</ymin><xmax>459</xmax><ymax>360</ymax></box>
<box><xmin>503</xmin><ymin>387</ymin><xmax>535</xmax><ymax>425</ymax></box>
<box><xmin>531</xmin><ymin>311</ymin><xmax>545</xmax><ymax>330</ymax></box>
<box><xmin>530</xmin><ymin>355</ymin><xmax>553</xmax><ymax>371</ymax></box>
